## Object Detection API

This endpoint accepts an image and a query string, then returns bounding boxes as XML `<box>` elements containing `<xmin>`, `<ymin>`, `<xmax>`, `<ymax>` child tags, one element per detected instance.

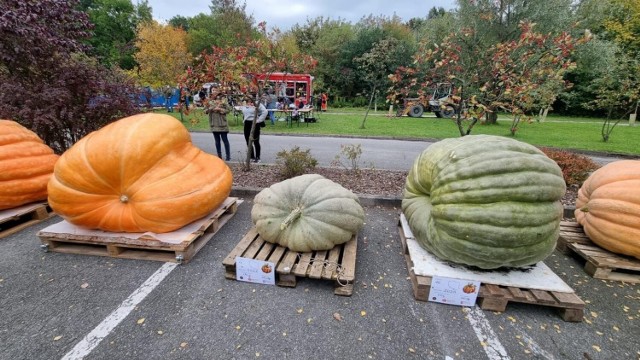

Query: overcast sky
<box><xmin>145</xmin><ymin>0</ymin><xmax>458</xmax><ymax>30</ymax></box>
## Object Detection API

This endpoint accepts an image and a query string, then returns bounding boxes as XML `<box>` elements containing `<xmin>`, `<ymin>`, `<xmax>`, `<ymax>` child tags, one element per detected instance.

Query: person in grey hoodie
<box><xmin>204</xmin><ymin>92</ymin><xmax>231</xmax><ymax>161</ymax></box>
<box><xmin>241</xmin><ymin>96</ymin><xmax>267</xmax><ymax>163</ymax></box>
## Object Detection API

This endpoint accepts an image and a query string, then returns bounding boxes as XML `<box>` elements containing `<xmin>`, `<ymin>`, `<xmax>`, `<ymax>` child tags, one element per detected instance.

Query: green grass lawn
<box><xmin>155</xmin><ymin>107</ymin><xmax>640</xmax><ymax>156</ymax></box>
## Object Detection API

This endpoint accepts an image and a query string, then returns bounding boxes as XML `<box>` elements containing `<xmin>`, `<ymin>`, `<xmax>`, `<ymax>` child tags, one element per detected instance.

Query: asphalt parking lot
<box><xmin>1</xmin><ymin>190</ymin><xmax>638</xmax><ymax>360</ymax></box>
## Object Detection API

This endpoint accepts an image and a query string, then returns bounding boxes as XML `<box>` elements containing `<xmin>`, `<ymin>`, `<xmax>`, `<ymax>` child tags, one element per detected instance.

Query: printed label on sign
<box><xmin>235</xmin><ymin>257</ymin><xmax>276</xmax><ymax>285</ymax></box>
<box><xmin>428</xmin><ymin>276</ymin><xmax>481</xmax><ymax>307</ymax></box>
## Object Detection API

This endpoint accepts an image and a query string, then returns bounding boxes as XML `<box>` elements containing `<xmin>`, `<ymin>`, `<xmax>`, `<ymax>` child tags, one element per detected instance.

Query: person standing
<box><xmin>164</xmin><ymin>86</ymin><xmax>174</xmax><ymax>112</ymax></box>
<box><xmin>266</xmin><ymin>89</ymin><xmax>277</xmax><ymax>125</ymax></box>
<box><xmin>204</xmin><ymin>92</ymin><xmax>231</xmax><ymax>161</ymax></box>
<box><xmin>241</xmin><ymin>96</ymin><xmax>267</xmax><ymax>163</ymax></box>
<box><xmin>321</xmin><ymin>92</ymin><xmax>328</xmax><ymax>112</ymax></box>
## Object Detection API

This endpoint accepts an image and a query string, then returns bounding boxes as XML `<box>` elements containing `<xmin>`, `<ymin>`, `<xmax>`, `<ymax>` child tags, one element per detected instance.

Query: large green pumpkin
<box><xmin>402</xmin><ymin>135</ymin><xmax>566</xmax><ymax>269</ymax></box>
<box><xmin>251</xmin><ymin>174</ymin><xmax>365</xmax><ymax>252</ymax></box>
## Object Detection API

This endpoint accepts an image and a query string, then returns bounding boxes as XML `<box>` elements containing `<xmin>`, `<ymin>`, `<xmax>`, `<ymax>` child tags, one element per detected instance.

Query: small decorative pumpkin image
<box><xmin>47</xmin><ymin>113</ymin><xmax>232</xmax><ymax>233</ymax></box>
<box><xmin>0</xmin><ymin>120</ymin><xmax>59</xmax><ymax>210</ymax></box>
<box><xmin>251</xmin><ymin>174</ymin><xmax>365</xmax><ymax>252</ymax></box>
<box><xmin>261</xmin><ymin>264</ymin><xmax>272</xmax><ymax>274</ymax></box>
<box><xmin>462</xmin><ymin>283</ymin><xmax>477</xmax><ymax>294</ymax></box>
<box><xmin>575</xmin><ymin>160</ymin><xmax>640</xmax><ymax>259</ymax></box>
<box><xmin>402</xmin><ymin>135</ymin><xmax>566</xmax><ymax>269</ymax></box>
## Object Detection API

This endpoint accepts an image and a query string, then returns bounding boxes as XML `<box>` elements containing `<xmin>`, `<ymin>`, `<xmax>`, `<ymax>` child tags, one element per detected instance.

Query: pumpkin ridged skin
<box><xmin>402</xmin><ymin>135</ymin><xmax>566</xmax><ymax>269</ymax></box>
<box><xmin>251</xmin><ymin>174</ymin><xmax>365</xmax><ymax>252</ymax></box>
<box><xmin>47</xmin><ymin>113</ymin><xmax>232</xmax><ymax>233</ymax></box>
<box><xmin>0</xmin><ymin>120</ymin><xmax>59</xmax><ymax>210</ymax></box>
<box><xmin>575</xmin><ymin>160</ymin><xmax>640</xmax><ymax>259</ymax></box>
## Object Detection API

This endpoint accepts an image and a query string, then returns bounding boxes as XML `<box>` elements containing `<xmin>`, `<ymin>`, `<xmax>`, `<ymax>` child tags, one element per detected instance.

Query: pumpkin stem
<box><xmin>280</xmin><ymin>207</ymin><xmax>302</xmax><ymax>230</ymax></box>
<box><xmin>120</xmin><ymin>195</ymin><xmax>129</xmax><ymax>203</ymax></box>
<box><xmin>579</xmin><ymin>206</ymin><xmax>589</xmax><ymax>213</ymax></box>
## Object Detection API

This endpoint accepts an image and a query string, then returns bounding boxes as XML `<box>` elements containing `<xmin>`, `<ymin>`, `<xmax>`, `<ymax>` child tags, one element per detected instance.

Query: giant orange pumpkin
<box><xmin>0</xmin><ymin>120</ymin><xmax>59</xmax><ymax>210</ymax></box>
<box><xmin>575</xmin><ymin>160</ymin><xmax>640</xmax><ymax>259</ymax></box>
<box><xmin>47</xmin><ymin>113</ymin><xmax>232</xmax><ymax>233</ymax></box>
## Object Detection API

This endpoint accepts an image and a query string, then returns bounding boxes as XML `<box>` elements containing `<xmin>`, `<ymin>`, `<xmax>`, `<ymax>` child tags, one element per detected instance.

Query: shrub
<box><xmin>540</xmin><ymin>148</ymin><xmax>600</xmax><ymax>186</ymax></box>
<box><xmin>331</xmin><ymin>143</ymin><xmax>375</xmax><ymax>173</ymax></box>
<box><xmin>276</xmin><ymin>146</ymin><xmax>318</xmax><ymax>179</ymax></box>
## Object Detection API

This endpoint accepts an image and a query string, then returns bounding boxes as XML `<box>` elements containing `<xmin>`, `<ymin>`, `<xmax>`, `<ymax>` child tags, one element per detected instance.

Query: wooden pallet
<box><xmin>558</xmin><ymin>221</ymin><xmax>640</xmax><ymax>284</ymax></box>
<box><xmin>223</xmin><ymin>227</ymin><xmax>357</xmax><ymax>296</ymax></box>
<box><xmin>0</xmin><ymin>203</ymin><xmax>55</xmax><ymax>239</ymax></box>
<box><xmin>399</xmin><ymin>220</ymin><xmax>585</xmax><ymax>322</ymax></box>
<box><xmin>37</xmin><ymin>197</ymin><xmax>238</xmax><ymax>264</ymax></box>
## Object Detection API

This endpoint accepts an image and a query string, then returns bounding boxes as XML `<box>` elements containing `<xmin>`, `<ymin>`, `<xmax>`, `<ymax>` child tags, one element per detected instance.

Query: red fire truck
<box><xmin>253</xmin><ymin>72</ymin><xmax>314</xmax><ymax>107</ymax></box>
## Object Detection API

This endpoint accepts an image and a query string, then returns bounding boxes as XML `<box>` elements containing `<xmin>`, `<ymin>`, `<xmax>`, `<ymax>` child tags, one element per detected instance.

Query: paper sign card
<box><xmin>235</xmin><ymin>257</ymin><xmax>276</xmax><ymax>285</ymax></box>
<box><xmin>428</xmin><ymin>276</ymin><xmax>481</xmax><ymax>307</ymax></box>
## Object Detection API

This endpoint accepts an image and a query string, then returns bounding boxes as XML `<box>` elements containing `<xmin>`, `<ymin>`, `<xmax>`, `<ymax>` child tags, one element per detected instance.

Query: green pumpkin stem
<box><xmin>280</xmin><ymin>207</ymin><xmax>302</xmax><ymax>230</ymax></box>
<box><xmin>580</xmin><ymin>206</ymin><xmax>589</xmax><ymax>213</ymax></box>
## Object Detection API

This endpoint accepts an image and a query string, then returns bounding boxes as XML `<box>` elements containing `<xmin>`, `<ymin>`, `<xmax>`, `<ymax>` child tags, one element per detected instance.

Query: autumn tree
<box><xmin>132</xmin><ymin>21</ymin><xmax>191</xmax><ymax>101</ymax></box>
<box><xmin>183</xmin><ymin>23</ymin><xmax>316</xmax><ymax>168</ymax></box>
<box><xmin>389</xmin><ymin>21</ymin><xmax>590</xmax><ymax>136</ymax></box>
<box><xmin>0</xmin><ymin>0</ymin><xmax>139</xmax><ymax>152</ymax></box>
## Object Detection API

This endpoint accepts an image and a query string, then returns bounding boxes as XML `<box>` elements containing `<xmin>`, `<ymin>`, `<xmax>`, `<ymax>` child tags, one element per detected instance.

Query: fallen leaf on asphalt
<box><xmin>53</xmin><ymin>336</ymin><xmax>62</xmax><ymax>341</ymax></box>
<box><xmin>408</xmin><ymin>348</ymin><xmax>416</xmax><ymax>353</ymax></box>
<box><xmin>235</xmin><ymin>325</ymin><xmax>241</xmax><ymax>330</ymax></box>
<box><xmin>255</xmin><ymin>352</ymin><xmax>260</xmax><ymax>357</ymax></box>
<box><xmin>613</xmin><ymin>325</ymin><xmax>619</xmax><ymax>331</ymax></box>
<box><xmin>296</xmin><ymin>308</ymin><xmax>303</xmax><ymax>314</ymax></box>
<box><xmin>592</xmin><ymin>345</ymin><xmax>601</xmax><ymax>352</ymax></box>
<box><xmin>360</xmin><ymin>310</ymin><xmax>367</xmax><ymax>317</ymax></box>
<box><xmin>80</xmin><ymin>283</ymin><xmax>89</xmax><ymax>289</ymax></box>
<box><xmin>590</xmin><ymin>311</ymin><xmax>598</xmax><ymax>318</ymax></box>
<box><xmin>157</xmin><ymin>330</ymin><xmax>163</xmax><ymax>335</ymax></box>
<box><xmin>137</xmin><ymin>318</ymin><xmax>145</xmax><ymax>325</ymax></box>
<box><xmin>307</xmin><ymin>318</ymin><xmax>312</xmax><ymax>323</ymax></box>
<box><xmin>333</xmin><ymin>313</ymin><xmax>343</xmax><ymax>321</ymax></box>
<box><xmin>180</xmin><ymin>342</ymin><xmax>187</xmax><ymax>348</ymax></box>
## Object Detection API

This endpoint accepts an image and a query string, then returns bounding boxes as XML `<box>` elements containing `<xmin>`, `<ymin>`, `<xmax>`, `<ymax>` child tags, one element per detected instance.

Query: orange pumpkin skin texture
<box><xmin>575</xmin><ymin>160</ymin><xmax>640</xmax><ymax>259</ymax></box>
<box><xmin>47</xmin><ymin>113</ymin><xmax>232</xmax><ymax>233</ymax></box>
<box><xmin>0</xmin><ymin>120</ymin><xmax>59</xmax><ymax>210</ymax></box>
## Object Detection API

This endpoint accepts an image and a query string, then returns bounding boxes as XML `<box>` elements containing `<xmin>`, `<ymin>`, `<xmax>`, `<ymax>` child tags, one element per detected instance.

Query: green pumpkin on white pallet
<box><xmin>251</xmin><ymin>174</ymin><xmax>365</xmax><ymax>252</ymax></box>
<box><xmin>402</xmin><ymin>135</ymin><xmax>566</xmax><ymax>269</ymax></box>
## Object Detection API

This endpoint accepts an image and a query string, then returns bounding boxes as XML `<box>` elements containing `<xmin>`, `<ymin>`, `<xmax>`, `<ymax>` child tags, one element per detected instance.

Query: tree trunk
<box><xmin>360</xmin><ymin>85</ymin><xmax>376</xmax><ymax>129</ymax></box>
<box><xmin>485</xmin><ymin>111</ymin><xmax>498</xmax><ymax>124</ymax></box>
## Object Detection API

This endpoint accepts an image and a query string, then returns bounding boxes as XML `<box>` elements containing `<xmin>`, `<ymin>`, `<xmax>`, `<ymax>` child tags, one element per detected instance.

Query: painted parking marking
<box><xmin>61</xmin><ymin>262</ymin><xmax>178</xmax><ymax>360</ymax></box>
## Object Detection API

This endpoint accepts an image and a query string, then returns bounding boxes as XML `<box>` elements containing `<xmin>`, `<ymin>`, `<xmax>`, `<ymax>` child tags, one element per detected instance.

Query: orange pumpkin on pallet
<box><xmin>575</xmin><ymin>160</ymin><xmax>640</xmax><ymax>259</ymax></box>
<box><xmin>0</xmin><ymin>120</ymin><xmax>59</xmax><ymax>210</ymax></box>
<box><xmin>47</xmin><ymin>113</ymin><xmax>232</xmax><ymax>233</ymax></box>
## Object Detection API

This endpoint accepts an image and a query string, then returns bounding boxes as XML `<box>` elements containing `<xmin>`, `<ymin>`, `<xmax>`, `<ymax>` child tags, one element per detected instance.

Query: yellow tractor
<box><xmin>397</xmin><ymin>83</ymin><xmax>458</xmax><ymax>118</ymax></box>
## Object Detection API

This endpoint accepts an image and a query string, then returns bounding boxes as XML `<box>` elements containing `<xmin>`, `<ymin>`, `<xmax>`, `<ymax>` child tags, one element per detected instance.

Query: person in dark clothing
<box><xmin>241</xmin><ymin>97</ymin><xmax>267</xmax><ymax>163</ymax></box>
<box><xmin>204</xmin><ymin>92</ymin><xmax>231</xmax><ymax>161</ymax></box>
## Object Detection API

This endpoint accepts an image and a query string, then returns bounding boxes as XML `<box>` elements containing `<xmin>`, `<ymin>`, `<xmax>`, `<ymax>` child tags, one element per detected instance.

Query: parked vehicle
<box><xmin>396</xmin><ymin>83</ymin><xmax>459</xmax><ymax>118</ymax></box>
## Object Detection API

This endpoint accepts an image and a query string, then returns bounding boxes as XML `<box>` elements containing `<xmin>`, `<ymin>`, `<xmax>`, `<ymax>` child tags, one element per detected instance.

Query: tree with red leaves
<box><xmin>0</xmin><ymin>0</ymin><xmax>139</xmax><ymax>153</ymax></box>
<box><xmin>183</xmin><ymin>22</ymin><xmax>317</xmax><ymax>168</ymax></box>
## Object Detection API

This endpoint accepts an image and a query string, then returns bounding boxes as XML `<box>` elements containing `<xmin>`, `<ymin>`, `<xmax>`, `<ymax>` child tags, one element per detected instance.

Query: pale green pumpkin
<box><xmin>251</xmin><ymin>174</ymin><xmax>365</xmax><ymax>252</ymax></box>
<box><xmin>402</xmin><ymin>135</ymin><xmax>566</xmax><ymax>269</ymax></box>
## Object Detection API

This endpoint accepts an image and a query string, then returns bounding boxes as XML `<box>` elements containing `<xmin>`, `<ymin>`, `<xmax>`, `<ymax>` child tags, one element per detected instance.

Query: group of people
<box><xmin>204</xmin><ymin>90</ymin><xmax>328</xmax><ymax>163</ymax></box>
<box><xmin>204</xmin><ymin>92</ymin><xmax>267</xmax><ymax>163</ymax></box>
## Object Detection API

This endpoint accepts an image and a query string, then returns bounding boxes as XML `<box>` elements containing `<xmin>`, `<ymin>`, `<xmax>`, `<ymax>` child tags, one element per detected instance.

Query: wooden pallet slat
<box><xmin>558</xmin><ymin>220</ymin><xmax>640</xmax><ymax>284</ymax></box>
<box><xmin>38</xmin><ymin>197</ymin><xmax>237</xmax><ymax>264</ymax></box>
<box><xmin>0</xmin><ymin>203</ymin><xmax>56</xmax><ymax>239</ymax></box>
<box><xmin>399</xmin><ymin>219</ymin><xmax>585</xmax><ymax>322</ymax></box>
<box><xmin>224</xmin><ymin>228</ymin><xmax>358</xmax><ymax>296</ymax></box>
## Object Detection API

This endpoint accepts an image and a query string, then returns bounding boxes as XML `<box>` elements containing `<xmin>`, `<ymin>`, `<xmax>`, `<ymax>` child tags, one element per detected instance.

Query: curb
<box><xmin>231</xmin><ymin>186</ymin><xmax>402</xmax><ymax>208</ymax></box>
<box><xmin>232</xmin><ymin>187</ymin><xmax>575</xmax><ymax>216</ymax></box>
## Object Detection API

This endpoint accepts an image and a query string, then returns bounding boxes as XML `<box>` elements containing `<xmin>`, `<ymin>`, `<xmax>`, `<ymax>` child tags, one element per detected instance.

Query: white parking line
<box><xmin>465</xmin><ymin>306</ymin><xmax>511</xmax><ymax>360</ymax></box>
<box><xmin>61</xmin><ymin>262</ymin><xmax>178</xmax><ymax>360</ymax></box>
